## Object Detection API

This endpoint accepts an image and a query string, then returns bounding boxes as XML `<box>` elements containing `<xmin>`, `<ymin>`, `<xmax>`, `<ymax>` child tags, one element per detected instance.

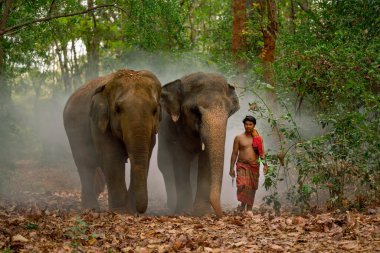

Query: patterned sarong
<box><xmin>236</xmin><ymin>160</ymin><xmax>260</xmax><ymax>205</ymax></box>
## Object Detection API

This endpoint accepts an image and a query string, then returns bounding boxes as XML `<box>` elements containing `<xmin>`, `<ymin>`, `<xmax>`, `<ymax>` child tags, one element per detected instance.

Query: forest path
<box><xmin>0</xmin><ymin>160</ymin><xmax>379</xmax><ymax>252</ymax></box>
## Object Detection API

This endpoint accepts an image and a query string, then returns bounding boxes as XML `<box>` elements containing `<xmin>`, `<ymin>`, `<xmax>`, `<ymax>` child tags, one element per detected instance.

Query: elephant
<box><xmin>158</xmin><ymin>72</ymin><xmax>240</xmax><ymax>217</ymax></box>
<box><xmin>63</xmin><ymin>69</ymin><xmax>161</xmax><ymax>213</ymax></box>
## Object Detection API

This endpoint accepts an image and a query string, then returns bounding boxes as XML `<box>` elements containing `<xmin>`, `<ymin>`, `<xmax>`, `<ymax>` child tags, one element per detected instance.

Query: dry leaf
<box><xmin>340</xmin><ymin>241</ymin><xmax>358</xmax><ymax>250</ymax></box>
<box><xmin>12</xmin><ymin>234</ymin><xmax>29</xmax><ymax>242</ymax></box>
<box><xmin>268</xmin><ymin>244</ymin><xmax>284</xmax><ymax>252</ymax></box>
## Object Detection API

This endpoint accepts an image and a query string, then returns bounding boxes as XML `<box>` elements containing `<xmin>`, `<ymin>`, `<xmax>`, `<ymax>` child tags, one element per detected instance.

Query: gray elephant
<box><xmin>158</xmin><ymin>72</ymin><xmax>240</xmax><ymax>217</ymax></box>
<box><xmin>63</xmin><ymin>69</ymin><xmax>161</xmax><ymax>213</ymax></box>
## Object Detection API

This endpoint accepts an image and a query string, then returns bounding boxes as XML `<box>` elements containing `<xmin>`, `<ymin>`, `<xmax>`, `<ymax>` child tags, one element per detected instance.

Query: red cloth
<box><xmin>252</xmin><ymin>135</ymin><xmax>264</xmax><ymax>157</ymax></box>
<box><xmin>236</xmin><ymin>160</ymin><xmax>260</xmax><ymax>205</ymax></box>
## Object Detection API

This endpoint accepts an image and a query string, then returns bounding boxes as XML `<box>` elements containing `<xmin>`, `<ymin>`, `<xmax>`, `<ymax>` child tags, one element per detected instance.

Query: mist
<box><xmin>2</xmin><ymin>50</ymin><xmax>324</xmax><ymax>214</ymax></box>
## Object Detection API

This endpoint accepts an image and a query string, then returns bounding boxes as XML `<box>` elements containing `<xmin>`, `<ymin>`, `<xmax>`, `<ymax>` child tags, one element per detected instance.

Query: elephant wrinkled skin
<box><xmin>158</xmin><ymin>72</ymin><xmax>240</xmax><ymax>217</ymax></box>
<box><xmin>63</xmin><ymin>69</ymin><xmax>161</xmax><ymax>213</ymax></box>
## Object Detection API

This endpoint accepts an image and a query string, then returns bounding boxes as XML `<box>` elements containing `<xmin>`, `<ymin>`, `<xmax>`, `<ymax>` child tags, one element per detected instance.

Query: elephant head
<box><xmin>89</xmin><ymin>69</ymin><xmax>161</xmax><ymax>213</ymax></box>
<box><xmin>160</xmin><ymin>72</ymin><xmax>239</xmax><ymax>217</ymax></box>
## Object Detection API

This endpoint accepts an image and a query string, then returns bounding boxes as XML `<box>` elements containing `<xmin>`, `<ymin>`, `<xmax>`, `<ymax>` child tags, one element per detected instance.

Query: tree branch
<box><xmin>0</xmin><ymin>3</ymin><xmax>127</xmax><ymax>37</ymax></box>
<box><xmin>0</xmin><ymin>0</ymin><xmax>12</xmax><ymax>30</ymax></box>
<box><xmin>47</xmin><ymin>0</ymin><xmax>57</xmax><ymax>17</ymax></box>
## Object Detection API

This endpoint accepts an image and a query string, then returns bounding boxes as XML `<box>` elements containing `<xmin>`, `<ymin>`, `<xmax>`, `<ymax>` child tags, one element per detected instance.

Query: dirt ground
<box><xmin>1</xmin><ymin>160</ymin><xmax>379</xmax><ymax>252</ymax></box>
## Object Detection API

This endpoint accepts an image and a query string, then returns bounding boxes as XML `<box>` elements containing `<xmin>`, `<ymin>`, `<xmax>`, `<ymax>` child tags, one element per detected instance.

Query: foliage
<box><xmin>257</xmin><ymin>0</ymin><xmax>380</xmax><ymax>211</ymax></box>
<box><xmin>276</xmin><ymin>0</ymin><xmax>380</xmax><ymax>112</ymax></box>
<box><xmin>65</xmin><ymin>217</ymin><xmax>97</xmax><ymax>249</ymax></box>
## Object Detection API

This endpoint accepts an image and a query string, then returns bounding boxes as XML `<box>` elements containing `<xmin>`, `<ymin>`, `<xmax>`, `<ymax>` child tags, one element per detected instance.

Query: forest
<box><xmin>0</xmin><ymin>0</ymin><xmax>379</xmax><ymax>252</ymax></box>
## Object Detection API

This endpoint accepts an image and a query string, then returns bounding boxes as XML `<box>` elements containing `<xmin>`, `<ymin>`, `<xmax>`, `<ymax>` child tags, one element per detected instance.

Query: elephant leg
<box><xmin>93</xmin><ymin>132</ymin><xmax>129</xmax><ymax>212</ymax></box>
<box><xmin>94</xmin><ymin>167</ymin><xmax>106</xmax><ymax>196</ymax></box>
<box><xmin>173</xmin><ymin>150</ymin><xmax>194</xmax><ymax>214</ymax></box>
<box><xmin>157</xmin><ymin>144</ymin><xmax>176</xmax><ymax>211</ymax></box>
<box><xmin>101</xmin><ymin>154</ymin><xmax>128</xmax><ymax>212</ymax></box>
<box><xmin>68</xmin><ymin>135</ymin><xmax>100</xmax><ymax>210</ymax></box>
<box><xmin>193</xmin><ymin>151</ymin><xmax>212</xmax><ymax>215</ymax></box>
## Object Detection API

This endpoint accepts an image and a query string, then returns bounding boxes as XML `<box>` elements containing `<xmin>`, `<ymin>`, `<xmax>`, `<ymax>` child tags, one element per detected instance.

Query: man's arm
<box><xmin>229</xmin><ymin>136</ymin><xmax>239</xmax><ymax>178</ymax></box>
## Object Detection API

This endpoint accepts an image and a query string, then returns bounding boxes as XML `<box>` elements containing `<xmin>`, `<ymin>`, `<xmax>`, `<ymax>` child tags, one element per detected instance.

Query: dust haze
<box><xmin>1</xmin><ymin>50</ymin><xmax>324</xmax><ymax>214</ymax></box>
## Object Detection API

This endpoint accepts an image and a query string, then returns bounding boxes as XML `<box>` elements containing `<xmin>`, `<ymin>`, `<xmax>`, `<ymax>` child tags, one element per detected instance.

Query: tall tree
<box><xmin>0</xmin><ymin>0</ymin><xmax>12</xmax><ymax>102</ymax></box>
<box><xmin>288</xmin><ymin>0</ymin><xmax>296</xmax><ymax>34</ymax></box>
<box><xmin>259</xmin><ymin>0</ymin><xmax>278</xmax><ymax>86</ymax></box>
<box><xmin>55</xmin><ymin>39</ymin><xmax>72</xmax><ymax>93</ymax></box>
<box><xmin>231</xmin><ymin>0</ymin><xmax>247</xmax><ymax>67</ymax></box>
<box><xmin>84</xmin><ymin>0</ymin><xmax>100</xmax><ymax>81</ymax></box>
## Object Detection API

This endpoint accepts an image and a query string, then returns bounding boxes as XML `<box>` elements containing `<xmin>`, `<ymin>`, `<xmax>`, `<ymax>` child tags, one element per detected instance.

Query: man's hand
<box><xmin>263</xmin><ymin>164</ymin><xmax>268</xmax><ymax>175</ymax></box>
<box><xmin>229</xmin><ymin>169</ymin><xmax>235</xmax><ymax>178</ymax></box>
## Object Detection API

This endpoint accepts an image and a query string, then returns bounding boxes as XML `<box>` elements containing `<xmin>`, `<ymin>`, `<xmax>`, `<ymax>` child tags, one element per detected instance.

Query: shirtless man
<box><xmin>230</xmin><ymin>115</ymin><xmax>268</xmax><ymax>214</ymax></box>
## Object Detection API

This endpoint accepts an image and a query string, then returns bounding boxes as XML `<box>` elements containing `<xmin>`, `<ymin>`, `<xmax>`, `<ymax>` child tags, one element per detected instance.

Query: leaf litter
<box><xmin>1</xmin><ymin>161</ymin><xmax>379</xmax><ymax>252</ymax></box>
<box><xmin>0</xmin><ymin>191</ymin><xmax>379</xmax><ymax>252</ymax></box>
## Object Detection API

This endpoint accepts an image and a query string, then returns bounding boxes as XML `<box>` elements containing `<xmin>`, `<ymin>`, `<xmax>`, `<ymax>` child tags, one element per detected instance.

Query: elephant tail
<box><xmin>94</xmin><ymin>167</ymin><xmax>106</xmax><ymax>196</ymax></box>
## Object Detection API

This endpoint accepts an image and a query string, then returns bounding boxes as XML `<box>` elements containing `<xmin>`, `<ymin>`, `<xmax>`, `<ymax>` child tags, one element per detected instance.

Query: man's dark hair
<box><xmin>243</xmin><ymin>115</ymin><xmax>256</xmax><ymax>124</ymax></box>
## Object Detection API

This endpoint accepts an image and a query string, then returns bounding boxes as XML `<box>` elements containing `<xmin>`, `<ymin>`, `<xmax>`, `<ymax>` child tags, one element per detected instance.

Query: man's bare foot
<box><xmin>236</xmin><ymin>204</ymin><xmax>245</xmax><ymax>213</ymax></box>
<box><xmin>246</xmin><ymin>210</ymin><xmax>254</xmax><ymax>217</ymax></box>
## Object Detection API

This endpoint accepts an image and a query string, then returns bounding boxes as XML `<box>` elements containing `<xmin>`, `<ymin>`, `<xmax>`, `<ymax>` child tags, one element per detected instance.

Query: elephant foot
<box><xmin>81</xmin><ymin>198</ymin><xmax>100</xmax><ymax>212</ymax></box>
<box><xmin>109</xmin><ymin>205</ymin><xmax>130</xmax><ymax>214</ymax></box>
<box><xmin>175</xmin><ymin>207</ymin><xmax>193</xmax><ymax>216</ymax></box>
<box><xmin>192</xmin><ymin>201</ymin><xmax>212</xmax><ymax>216</ymax></box>
<box><xmin>166</xmin><ymin>200</ymin><xmax>176</xmax><ymax>212</ymax></box>
<box><xmin>81</xmin><ymin>204</ymin><xmax>100</xmax><ymax>212</ymax></box>
<box><xmin>175</xmin><ymin>204</ymin><xmax>193</xmax><ymax>216</ymax></box>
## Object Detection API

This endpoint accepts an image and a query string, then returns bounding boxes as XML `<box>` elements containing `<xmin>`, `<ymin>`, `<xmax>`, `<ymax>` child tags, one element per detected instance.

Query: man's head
<box><xmin>243</xmin><ymin>115</ymin><xmax>256</xmax><ymax>134</ymax></box>
<box><xmin>243</xmin><ymin>115</ymin><xmax>256</xmax><ymax>125</ymax></box>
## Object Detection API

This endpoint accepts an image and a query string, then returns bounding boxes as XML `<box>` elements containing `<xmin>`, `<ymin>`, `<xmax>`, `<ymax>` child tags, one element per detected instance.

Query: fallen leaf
<box><xmin>12</xmin><ymin>234</ymin><xmax>29</xmax><ymax>242</ymax></box>
<box><xmin>233</xmin><ymin>241</ymin><xmax>246</xmax><ymax>247</ymax></box>
<box><xmin>88</xmin><ymin>237</ymin><xmax>97</xmax><ymax>245</ymax></box>
<box><xmin>340</xmin><ymin>241</ymin><xmax>358</xmax><ymax>250</ymax></box>
<box><xmin>268</xmin><ymin>244</ymin><xmax>284</xmax><ymax>252</ymax></box>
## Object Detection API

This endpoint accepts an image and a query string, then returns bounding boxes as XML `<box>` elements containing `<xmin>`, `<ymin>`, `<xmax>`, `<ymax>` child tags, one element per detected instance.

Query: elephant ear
<box><xmin>161</xmin><ymin>79</ymin><xmax>183</xmax><ymax>122</ymax></box>
<box><xmin>227</xmin><ymin>83</ymin><xmax>240</xmax><ymax>116</ymax></box>
<box><xmin>90</xmin><ymin>85</ymin><xmax>109</xmax><ymax>133</ymax></box>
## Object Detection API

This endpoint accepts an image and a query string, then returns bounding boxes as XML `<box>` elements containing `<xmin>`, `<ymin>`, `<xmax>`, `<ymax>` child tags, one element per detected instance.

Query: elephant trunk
<box><xmin>131</xmin><ymin>163</ymin><xmax>148</xmax><ymax>213</ymax></box>
<box><xmin>124</xmin><ymin>128</ymin><xmax>151</xmax><ymax>213</ymax></box>
<box><xmin>201</xmin><ymin>112</ymin><xmax>228</xmax><ymax>218</ymax></box>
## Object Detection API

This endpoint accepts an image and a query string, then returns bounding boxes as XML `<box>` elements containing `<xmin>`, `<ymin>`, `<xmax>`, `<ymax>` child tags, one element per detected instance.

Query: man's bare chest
<box><xmin>239</xmin><ymin>137</ymin><xmax>253</xmax><ymax>149</ymax></box>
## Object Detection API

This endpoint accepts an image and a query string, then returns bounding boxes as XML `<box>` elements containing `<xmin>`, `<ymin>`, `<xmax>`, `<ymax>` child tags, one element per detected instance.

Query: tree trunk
<box><xmin>288</xmin><ymin>0</ymin><xmax>296</xmax><ymax>34</ymax></box>
<box><xmin>298</xmin><ymin>0</ymin><xmax>309</xmax><ymax>11</ymax></box>
<box><xmin>0</xmin><ymin>0</ymin><xmax>11</xmax><ymax>102</ymax></box>
<box><xmin>187</xmin><ymin>1</ymin><xmax>196</xmax><ymax>46</ymax></box>
<box><xmin>260</xmin><ymin>0</ymin><xmax>278</xmax><ymax>87</ymax></box>
<box><xmin>232</xmin><ymin>0</ymin><xmax>247</xmax><ymax>68</ymax></box>
<box><xmin>0</xmin><ymin>37</ymin><xmax>6</xmax><ymax>98</ymax></box>
<box><xmin>0</xmin><ymin>0</ymin><xmax>14</xmax><ymax>173</ymax></box>
<box><xmin>259</xmin><ymin>0</ymin><xmax>284</xmax><ymax>158</ymax></box>
<box><xmin>55</xmin><ymin>40</ymin><xmax>72</xmax><ymax>93</ymax></box>
<box><xmin>85</xmin><ymin>0</ymin><xmax>100</xmax><ymax>81</ymax></box>
<box><xmin>0</xmin><ymin>0</ymin><xmax>11</xmax><ymax>100</ymax></box>
<box><xmin>71</xmin><ymin>39</ymin><xmax>82</xmax><ymax>89</ymax></box>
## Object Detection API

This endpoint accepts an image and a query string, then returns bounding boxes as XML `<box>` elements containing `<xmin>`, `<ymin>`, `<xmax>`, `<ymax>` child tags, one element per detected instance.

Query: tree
<box><xmin>84</xmin><ymin>0</ymin><xmax>100</xmax><ymax>81</ymax></box>
<box><xmin>259</xmin><ymin>0</ymin><xmax>278</xmax><ymax>87</ymax></box>
<box><xmin>0</xmin><ymin>0</ymin><xmax>12</xmax><ymax>101</ymax></box>
<box><xmin>231</xmin><ymin>0</ymin><xmax>247</xmax><ymax>68</ymax></box>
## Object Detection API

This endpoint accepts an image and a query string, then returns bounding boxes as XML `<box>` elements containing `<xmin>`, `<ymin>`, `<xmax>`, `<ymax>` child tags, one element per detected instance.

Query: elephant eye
<box><xmin>190</xmin><ymin>106</ymin><xmax>202</xmax><ymax>119</ymax></box>
<box><xmin>153</xmin><ymin>107</ymin><xmax>157</xmax><ymax>115</ymax></box>
<box><xmin>115</xmin><ymin>104</ymin><xmax>121</xmax><ymax>113</ymax></box>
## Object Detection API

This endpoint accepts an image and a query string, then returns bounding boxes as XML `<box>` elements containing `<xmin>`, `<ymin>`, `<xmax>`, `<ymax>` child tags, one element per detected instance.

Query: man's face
<box><xmin>244</xmin><ymin>121</ymin><xmax>255</xmax><ymax>133</ymax></box>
